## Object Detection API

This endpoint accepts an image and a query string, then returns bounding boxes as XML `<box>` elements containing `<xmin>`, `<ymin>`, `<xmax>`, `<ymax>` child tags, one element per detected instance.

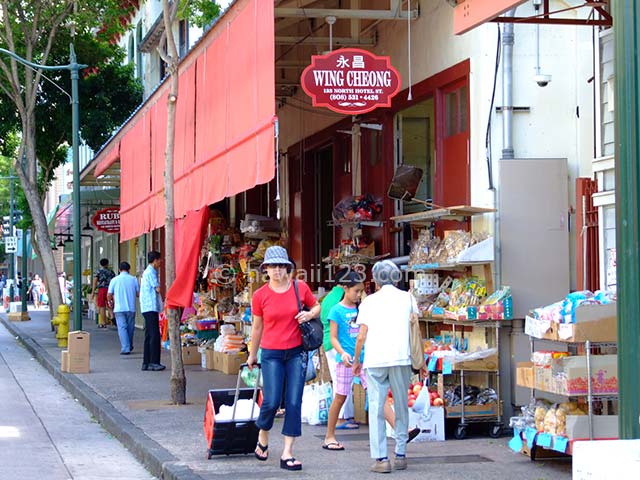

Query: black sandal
<box><xmin>254</xmin><ymin>442</ymin><xmax>268</xmax><ymax>461</ymax></box>
<box><xmin>280</xmin><ymin>458</ymin><xmax>302</xmax><ymax>471</ymax></box>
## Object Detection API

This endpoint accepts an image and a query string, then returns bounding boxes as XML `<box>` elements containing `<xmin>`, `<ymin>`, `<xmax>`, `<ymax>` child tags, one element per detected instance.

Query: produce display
<box><xmin>386</xmin><ymin>382</ymin><xmax>443</xmax><ymax>408</ymax></box>
<box><xmin>332</xmin><ymin>194</ymin><xmax>383</xmax><ymax>223</ymax></box>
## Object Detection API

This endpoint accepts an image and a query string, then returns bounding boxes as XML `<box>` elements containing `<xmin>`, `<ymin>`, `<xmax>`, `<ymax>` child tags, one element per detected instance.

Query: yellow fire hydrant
<box><xmin>52</xmin><ymin>305</ymin><xmax>70</xmax><ymax>348</ymax></box>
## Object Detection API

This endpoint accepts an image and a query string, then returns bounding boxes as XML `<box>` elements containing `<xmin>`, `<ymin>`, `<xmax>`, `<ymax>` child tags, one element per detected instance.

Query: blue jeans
<box><xmin>115</xmin><ymin>311</ymin><xmax>136</xmax><ymax>353</ymax></box>
<box><xmin>256</xmin><ymin>346</ymin><xmax>306</xmax><ymax>437</ymax></box>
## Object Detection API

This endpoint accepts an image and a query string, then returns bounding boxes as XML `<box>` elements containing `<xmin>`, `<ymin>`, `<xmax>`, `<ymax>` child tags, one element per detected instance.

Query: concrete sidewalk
<box><xmin>1</xmin><ymin>310</ymin><xmax>572</xmax><ymax>480</ymax></box>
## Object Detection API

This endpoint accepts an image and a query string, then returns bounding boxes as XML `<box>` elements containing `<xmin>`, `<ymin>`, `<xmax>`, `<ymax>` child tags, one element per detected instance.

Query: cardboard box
<box><xmin>67</xmin><ymin>352</ymin><xmax>90</xmax><ymax>373</ymax></box>
<box><xmin>516</xmin><ymin>361</ymin><xmax>535</xmax><ymax>389</ymax></box>
<box><xmin>67</xmin><ymin>331</ymin><xmax>90</xmax><ymax>355</ymax></box>
<box><xmin>534</xmin><ymin>365</ymin><xmax>554</xmax><ymax>392</ymax></box>
<box><xmin>445</xmin><ymin>403</ymin><xmax>499</xmax><ymax>418</ymax></box>
<box><xmin>552</xmin><ymin>354</ymin><xmax>618</xmax><ymax>395</ymax></box>
<box><xmin>201</xmin><ymin>349</ymin><xmax>215</xmax><ymax>370</ymax></box>
<box><xmin>565</xmin><ymin>414</ymin><xmax>618</xmax><ymax>440</ymax></box>
<box><xmin>353</xmin><ymin>382</ymin><xmax>368</xmax><ymax>424</ymax></box>
<box><xmin>61</xmin><ymin>350</ymin><xmax>69</xmax><ymax>372</ymax></box>
<box><xmin>217</xmin><ymin>351</ymin><xmax>248</xmax><ymax>375</ymax></box>
<box><xmin>182</xmin><ymin>345</ymin><xmax>201</xmax><ymax>365</ymax></box>
<box><xmin>552</xmin><ymin>304</ymin><xmax>617</xmax><ymax>343</ymax></box>
<box><xmin>408</xmin><ymin>407</ymin><xmax>445</xmax><ymax>442</ymax></box>
<box><xmin>454</xmin><ymin>354</ymin><xmax>499</xmax><ymax>372</ymax></box>
<box><xmin>525</xmin><ymin>316</ymin><xmax>556</xmax><ymax>340</ymax></box>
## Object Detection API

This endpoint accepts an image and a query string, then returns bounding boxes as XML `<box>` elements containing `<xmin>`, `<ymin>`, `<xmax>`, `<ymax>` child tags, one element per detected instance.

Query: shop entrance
<box><xmin>289</xmin><ymin>144</ymin><xmax>334</xmax><ymax>287</ymax></box>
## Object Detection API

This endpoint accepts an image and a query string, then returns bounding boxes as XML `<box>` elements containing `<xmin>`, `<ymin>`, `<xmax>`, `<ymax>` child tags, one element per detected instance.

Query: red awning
<box><xmin>94</xmin><ymin>0</ymin><xmax>275</xmax><ymax>242</ymax></box>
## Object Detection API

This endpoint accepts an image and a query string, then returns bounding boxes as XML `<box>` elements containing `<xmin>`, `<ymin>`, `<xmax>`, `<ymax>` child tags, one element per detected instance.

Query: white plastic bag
<box><xmin>216</xmin><ymin>399</ymin><xmax>260</xmax><ymax>421</ymax></box>
<box><xmin>302</xmin><ymin>382</ymin><xmax>333</xmax><ymax>425</ymax></box>
<box><xmin>412</xmin><ymin>381</ymin><xmax>431</xmax><ymax>415</ymax></box>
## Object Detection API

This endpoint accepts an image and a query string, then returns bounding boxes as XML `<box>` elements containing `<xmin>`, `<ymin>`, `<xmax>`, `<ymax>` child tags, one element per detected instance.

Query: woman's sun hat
<box><xmin>260</xmin><ymin>246</ymin><xmax>293</xmax><ymax>271</ymax></box>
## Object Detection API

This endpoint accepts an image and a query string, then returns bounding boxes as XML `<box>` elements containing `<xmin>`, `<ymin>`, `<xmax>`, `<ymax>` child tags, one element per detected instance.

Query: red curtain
<box><xmin>165</xmin><ymin>208</ymin><xmax>210</xmax><ymax>308</ymax></box>
<box><xmin>101</xmin><ymin>0</ymin><xmax>274</xmax><ymax>242</ymax></box>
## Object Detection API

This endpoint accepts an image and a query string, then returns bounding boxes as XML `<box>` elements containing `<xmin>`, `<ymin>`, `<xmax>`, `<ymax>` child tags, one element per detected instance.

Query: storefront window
<box><xmin>397</xmin><ymin>98</ymin><xmax>435</xmax><ymax>214</ymax></box>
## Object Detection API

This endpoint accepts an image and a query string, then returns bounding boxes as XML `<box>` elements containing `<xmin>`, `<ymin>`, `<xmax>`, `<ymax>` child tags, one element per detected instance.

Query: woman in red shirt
<box><xmin>248</xmin><ymin>246</ymin><xmax>320</xmax><ymax>471</ymax></box>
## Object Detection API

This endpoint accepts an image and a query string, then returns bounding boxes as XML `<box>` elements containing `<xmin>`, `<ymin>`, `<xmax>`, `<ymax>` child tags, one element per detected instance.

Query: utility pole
<box><xmin>21</xmin><ymin>229</ymin><xmax>28</xmax><ymax>319</ymax></box>
<box><xmin>8</xmin><ymin>167</ymin><xmax>15</xmax><ymax>302</ymax></box>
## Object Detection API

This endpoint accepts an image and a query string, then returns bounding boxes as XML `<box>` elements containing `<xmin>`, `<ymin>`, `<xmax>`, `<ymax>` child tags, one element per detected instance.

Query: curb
<box><xmin>0</xmin><ymin>315</ymin><xmax>205</xmax><ymax>480</ymax></box>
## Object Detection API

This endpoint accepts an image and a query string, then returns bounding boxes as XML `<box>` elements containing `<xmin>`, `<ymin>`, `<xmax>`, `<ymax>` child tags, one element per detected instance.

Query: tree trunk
<box><xmin>162</xmin><ymin>0</ymin><xmax>185</xmax><ymax>405</ymax></box>
<box><xmin>14</xmin><ymin>143</ymin><xmax>62</xmax><ymax>319</ymax></box>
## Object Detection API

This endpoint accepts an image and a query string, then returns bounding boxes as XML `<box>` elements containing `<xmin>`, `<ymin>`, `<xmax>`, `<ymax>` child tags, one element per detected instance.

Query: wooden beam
<box><xmin>275</xmin><ymin>35</ymin><xmax>375</xmax><ymax>46</ymax></box>
<box><xmin>275</xmin><ymin>7</ymin><xmax>418</xmax><ymax>20</ymax></box>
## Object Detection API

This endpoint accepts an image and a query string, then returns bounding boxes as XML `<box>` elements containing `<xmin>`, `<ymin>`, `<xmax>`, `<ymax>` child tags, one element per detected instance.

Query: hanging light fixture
<box><xmin>83</xmin><ymin>210</ymin><xmax>93</xmax><ymax>231</ymax></box>
<box><xmin>57</xmin><ymin>235</ymin><xmax>65</xmax><ymax>247</ymax></box>
<box><xmin>64</xmin><ymin>227</ymin><xmax>73</xmax><ymax>244</ymax></box>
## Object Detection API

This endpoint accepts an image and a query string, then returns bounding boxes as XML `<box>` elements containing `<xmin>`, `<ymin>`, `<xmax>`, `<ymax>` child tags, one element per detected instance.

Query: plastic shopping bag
<box><xmin>302</xmin><ymin>382</ymin><xmax>333</xmax><ymax>425</ymax></box>
<box><xmin>412</xmin><ymin>380</ymin><xmax>431</xmax><ymax>415</ymax></box>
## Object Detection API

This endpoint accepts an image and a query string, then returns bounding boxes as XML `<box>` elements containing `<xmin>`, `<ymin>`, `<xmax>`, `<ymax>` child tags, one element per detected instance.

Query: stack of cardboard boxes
<box><xmin>61</xmin><ymin>331</ymin><xmax>90</xmax><ymax>373</ymax></box>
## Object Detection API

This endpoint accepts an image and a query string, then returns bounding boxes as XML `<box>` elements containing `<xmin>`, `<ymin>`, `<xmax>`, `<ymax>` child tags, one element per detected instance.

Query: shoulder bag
<box><xmin>294</xmin><ymin>280</ymin><xmax>323</xmax><ymax>351</ymax></box>
<box><xmin>408</xmin><ymin>292</ymin><xmax>426</xmax><ymax>372</ymax></box>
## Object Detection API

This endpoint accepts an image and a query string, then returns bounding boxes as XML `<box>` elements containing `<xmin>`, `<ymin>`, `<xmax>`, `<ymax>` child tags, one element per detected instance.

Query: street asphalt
<box><xmin>0</xmin><ymin>309</ymin><xmax>573</xmax><ymax>480</ymax></box>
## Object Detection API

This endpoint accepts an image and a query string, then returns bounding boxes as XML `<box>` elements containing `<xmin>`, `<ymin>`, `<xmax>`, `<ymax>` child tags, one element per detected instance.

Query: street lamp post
<box><xmin>0</xmin><ymin>45</ymin><xmax>87</xmax><ymax>331</ymax></box>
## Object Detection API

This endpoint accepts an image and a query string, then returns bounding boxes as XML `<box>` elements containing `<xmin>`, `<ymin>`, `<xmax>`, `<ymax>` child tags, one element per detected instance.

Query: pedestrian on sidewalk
<box><xmin>94</xmin><ymin>258</ymin><xmax>116</xmax><ymax>328</ymax></box>
<box><xmin>353</xmin><ymin>260</ymin><xmax>414</xmax><ymax>474</ymax></box>
<box><xmin>140</xmin><ymin>251</ymin><xmax>165</xmax><ymax>371</ymax></box>
<box><xmin>27</xmin><ymin>274</ymin><xmax>44</xmax><ymax>309</ymax></box>
<box><xmin>247</xmin><ymin>246</ymin><xmax>321</xmax><ymax>472</ymax></box>
<box><xmin>107</xmin><ymin>262</ymin><xmax>140</xmax><ymax>355</ymax></box>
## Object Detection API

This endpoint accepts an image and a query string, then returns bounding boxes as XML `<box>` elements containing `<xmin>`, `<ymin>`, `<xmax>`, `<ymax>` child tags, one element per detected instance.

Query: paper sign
<box><xmin>537</xmin><ymin>433</ymin><xmax>553</xmax><ymax>448</ymax></box>
<box><xmin>508</xmin><ymin>430</ymin><xmax>524</xmax><ymax>452</ymax></box>
<box><xmin>442</xmin><ymin>359</ymin><xmax>453</xmax><ymax>375</ymax></box>
<box><xmin>428</xmin><ymin>355</ymin><xmax>438</xmax><ymax>372</ymax></box>
<box><xmin>558</xmin><ymin>324</ymin><xmax>574</xmax><ymax>340</ymax></box>
<box><xmin>525</xmin><ymin>427</ymin><xmax>537</xmax><ymax>448</ymax></box>
<box><xmin>553</xmin><ymin>436</ymin><xmax>569</xmax><ymax>453</ymax></box>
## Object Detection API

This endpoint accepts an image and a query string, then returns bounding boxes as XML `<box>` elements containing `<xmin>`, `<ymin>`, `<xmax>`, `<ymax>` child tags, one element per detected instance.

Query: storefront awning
<box><xmin>92</xmin><ymin>0</ymin><xmax>275</xmax><ymax>242</ymax></box>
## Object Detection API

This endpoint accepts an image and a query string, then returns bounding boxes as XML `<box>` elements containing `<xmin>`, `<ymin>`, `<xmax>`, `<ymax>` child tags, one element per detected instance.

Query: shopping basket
<box><xmin>203</xmin><ymin>363</ymin><xmax>262</xmax><ymax>459</ymax></box>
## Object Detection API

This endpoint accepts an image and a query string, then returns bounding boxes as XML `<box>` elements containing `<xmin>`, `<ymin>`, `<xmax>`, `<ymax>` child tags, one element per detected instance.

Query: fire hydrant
<box><xmin>52</xmin><ymin>305</ymin><xmax>70</xmax><ymax>348</ymax></box>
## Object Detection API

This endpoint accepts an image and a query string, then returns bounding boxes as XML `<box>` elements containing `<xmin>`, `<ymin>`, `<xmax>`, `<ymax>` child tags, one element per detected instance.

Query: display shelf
<box><xmin>391</xmin><ymin>205</ymin><xmax>495</xmax><ymax>224</ymax></box>
<box><xmin>242</xmin><ymin>231</ymin><xmax>281</xmax><ymax>240</ymax></box>
<box><xmin>328</xmin><ymin>220</ymin><xmax>384</xmax><ymax>228</ymax></box>
<box><xmin>406</xmin><ymin>260</ymin><xmax>492</xmax><ymax>271</ymax></box>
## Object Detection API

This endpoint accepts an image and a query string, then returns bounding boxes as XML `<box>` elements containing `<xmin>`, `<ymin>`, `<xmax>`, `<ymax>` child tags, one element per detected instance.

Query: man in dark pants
<box><xmin>140</xmin><ymin>250</ymin><xmax>165</xmax><ymax>371</ymax></box>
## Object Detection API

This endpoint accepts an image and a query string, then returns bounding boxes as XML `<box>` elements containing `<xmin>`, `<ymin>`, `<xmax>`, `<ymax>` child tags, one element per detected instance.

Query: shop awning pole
<box><xmin>614</xmin><ymin>0</ymin><xmax>640</xmax><ymax>439</ymax></box>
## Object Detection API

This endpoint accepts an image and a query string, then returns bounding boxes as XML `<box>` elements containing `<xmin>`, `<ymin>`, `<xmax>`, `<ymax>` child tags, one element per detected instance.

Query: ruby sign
<box><xmin>301</xmin><ymin>48</ymin><xmax>401</xmax><ymax>115</ymax></box>
<box><xmin>92</xmin><ymin>207</ymin><xmax>120</xmax><ymax>234</ymax></box>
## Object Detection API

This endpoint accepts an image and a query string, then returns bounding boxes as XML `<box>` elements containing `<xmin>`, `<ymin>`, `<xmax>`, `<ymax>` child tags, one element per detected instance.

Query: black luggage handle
<box><xmin>232</xmin><ymin>362</ymin><xmax>261</xmax><ymax>422</ymax></box>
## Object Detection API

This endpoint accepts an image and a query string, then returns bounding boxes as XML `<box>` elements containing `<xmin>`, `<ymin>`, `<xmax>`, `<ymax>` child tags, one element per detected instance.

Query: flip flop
<box><xmin>254</xmin><ymin>442</ymin><xmax>268</xmax><ymax>461</ymax></box>
<box><xmin>280</xmin><ymin>458</ymin><xmax>302</xmax><ymax>471</ymax></box>
<box><xmin>336</xmin><ymin>421</ymin><xmax>359</xmax><ymax>430</ymax></box>
<box><xmin>322</xmin><ymin>442</ymin><xmax>345</xmax><ymax>451</ymax></box>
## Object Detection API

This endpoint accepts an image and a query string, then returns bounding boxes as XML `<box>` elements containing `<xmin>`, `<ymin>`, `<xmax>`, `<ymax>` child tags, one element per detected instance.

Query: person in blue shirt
<box><xmin>140</xmin><ymin>251</ymin><xmax>165</xmax><ymax>371</ymax></box>
<box><xmin>322</xmin><ymin>271</ymin><xmax>365</xmax><ymax>451</ymax></box>
<box><xmin>107</xmin><ymin>262</ymin><xmax>140</xmax><ymax>355</ymax></box>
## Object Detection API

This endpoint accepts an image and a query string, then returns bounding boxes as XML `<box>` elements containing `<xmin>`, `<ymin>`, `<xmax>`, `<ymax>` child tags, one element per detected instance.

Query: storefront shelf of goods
<box><xmin>391</xmin><ymin>205</ymin><xmax>495</xmax><ymax>225</ymax></box>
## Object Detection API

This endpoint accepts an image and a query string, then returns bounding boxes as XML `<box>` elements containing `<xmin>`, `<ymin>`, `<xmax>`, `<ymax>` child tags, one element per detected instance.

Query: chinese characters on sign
<box><xmin>92</xmin><ymin>207</ymin><xmax>120</xmax><ymax>234</ymax></box>
<box><xmin>301</xmin><ymin>48</ymin><xmax>401</xmax><ymax>115</ymax></box>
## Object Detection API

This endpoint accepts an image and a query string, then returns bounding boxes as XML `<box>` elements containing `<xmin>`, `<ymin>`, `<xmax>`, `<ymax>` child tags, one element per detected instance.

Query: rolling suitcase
<box><xmin>204</xmin><ymin>363</ymin><xmax>262</xmax><ymax>458</ymax></box>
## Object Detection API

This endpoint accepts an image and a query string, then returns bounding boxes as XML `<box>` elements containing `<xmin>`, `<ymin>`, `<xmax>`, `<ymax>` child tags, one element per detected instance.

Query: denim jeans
<box><xmin>256</xmin><ymin>346</ymin><xmax>306</xmax><ymax>437</ymax></box>
<box><xmin>114</xmin><ymin>311</ymin><xmax>136</xmax><ymax>353</ymax></box>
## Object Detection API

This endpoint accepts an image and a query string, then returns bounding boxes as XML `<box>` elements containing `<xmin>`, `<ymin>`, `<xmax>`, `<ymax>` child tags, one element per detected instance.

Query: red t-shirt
<box><xmin>251</xmin><ymin>280</ymin><xmax>317</xmax><ymax>350</ymax></box>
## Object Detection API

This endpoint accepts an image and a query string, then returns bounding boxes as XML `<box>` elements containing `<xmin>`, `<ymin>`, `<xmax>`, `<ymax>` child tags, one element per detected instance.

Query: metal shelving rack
<box><xmin>524</xmin><ymin>335</ymin><xmax>618</xmax><ymax>460</ymax></box>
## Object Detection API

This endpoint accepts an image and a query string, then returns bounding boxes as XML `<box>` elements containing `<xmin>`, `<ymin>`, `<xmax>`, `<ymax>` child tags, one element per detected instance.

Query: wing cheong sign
<box><xmin>453</xmin><ymin>0</ymin><xmax>529</xmax><ymax>35</ymax></box>
<box><xmin>301</xmin><ymin>48</ymin><xmax>401</xmax><ymax>115</ymax></box>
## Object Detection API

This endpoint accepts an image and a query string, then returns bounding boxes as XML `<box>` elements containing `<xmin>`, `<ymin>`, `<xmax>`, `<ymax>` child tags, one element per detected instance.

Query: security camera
<box><xmin>534</xmin><ymin>73</ymin><xmax>552</xmax><ymax>87</ymax></box>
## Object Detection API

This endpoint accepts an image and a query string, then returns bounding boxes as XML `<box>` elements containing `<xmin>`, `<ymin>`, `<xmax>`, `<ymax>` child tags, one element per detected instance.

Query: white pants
<box><xmin>325</xmin><ymin>349</ymin><xmax>354</xmax><ymax>419</ymax></box>
<box><xmin>366</xmin><ymin>365</ymin><xmax>412</xmax><ymax>459</ymax></box>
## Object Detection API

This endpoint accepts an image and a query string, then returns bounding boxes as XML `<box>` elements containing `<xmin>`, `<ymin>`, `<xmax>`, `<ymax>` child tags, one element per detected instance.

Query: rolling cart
<box><xmin>203</xmin><ymin>363</ymin><xmax>262</xmax><ymax>459</ymax></box>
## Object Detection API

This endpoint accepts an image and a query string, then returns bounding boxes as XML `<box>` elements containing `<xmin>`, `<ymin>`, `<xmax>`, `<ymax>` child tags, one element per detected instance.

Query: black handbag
<box><xmin>293</xmin><ymin>280</ymin><xmax>323</xmax><ymax>351</ymax></box>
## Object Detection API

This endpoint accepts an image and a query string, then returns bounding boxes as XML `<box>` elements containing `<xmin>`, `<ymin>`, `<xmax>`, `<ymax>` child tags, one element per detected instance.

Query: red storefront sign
<box><xmin>92</xmin><ymin>207</ymin><xmax>120</xmax><ymax>234</ymax></box>
<box><xmin>301</xmin><ymin>48</ymin><xmax>401</xmax><ymax>115</ymax></box>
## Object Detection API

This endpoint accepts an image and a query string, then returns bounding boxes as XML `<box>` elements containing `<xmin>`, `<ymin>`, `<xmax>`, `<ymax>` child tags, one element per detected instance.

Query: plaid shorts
<box><xmin>334</xmin><ymin>361</ymin><xmax>367</xmax><ymax>396</ymax></box>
